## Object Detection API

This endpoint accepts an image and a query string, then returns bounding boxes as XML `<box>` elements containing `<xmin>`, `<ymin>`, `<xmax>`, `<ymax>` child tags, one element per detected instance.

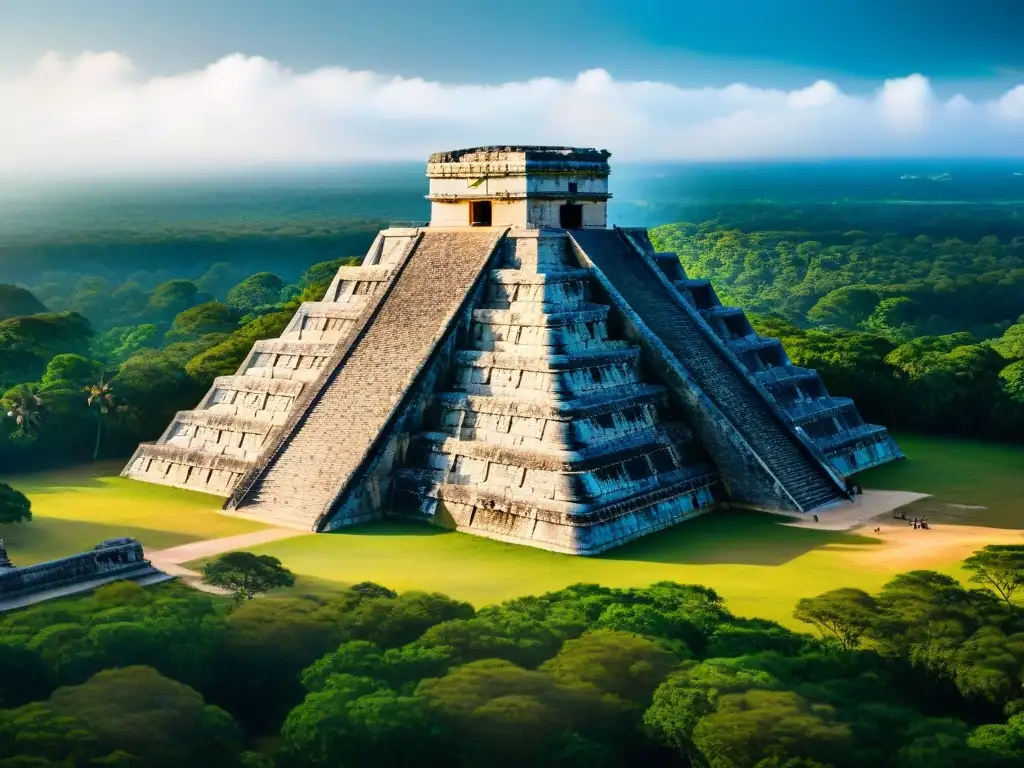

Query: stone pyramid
<box><xmin>123</xmin><ymin>146</ymin><xmax>902</xmax><ymax>554</ymax></box>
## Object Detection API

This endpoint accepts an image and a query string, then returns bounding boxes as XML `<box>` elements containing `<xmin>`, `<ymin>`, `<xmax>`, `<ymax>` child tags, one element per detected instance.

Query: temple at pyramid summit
<box><xmin>122</xmin><ymin>146</ymin><xmax>903</xmax><ymax>554</ymax></box>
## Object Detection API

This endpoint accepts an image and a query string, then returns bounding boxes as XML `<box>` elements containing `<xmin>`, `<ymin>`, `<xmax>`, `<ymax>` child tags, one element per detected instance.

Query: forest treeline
<box><xmin>2</xmin><ymin>556</ymin><xmax>1024</xmax><ymax>767</ymax></box>
<box><xmin>649</xmin><ymin>223</ymin><xmax>1024</xmax><ymax>441</ymax></box>
<box><xmin>0</xmin><ymin>217</ymin><xmax>381</xmax><ymax>287</ymax></box>
<box><xmin>1</xmin><ymin>216</ymin><xmax>1022</xmax><ymax>472</ymax></box>
<box><xmin>648</xmin><ymin>223</ymin><xmax>1024</xmax><ymax>339</ymax></box>
<box><xmin>0</xmin><ymin>257</ymin><xmax>357</xmax><ymax>470</ymax></box>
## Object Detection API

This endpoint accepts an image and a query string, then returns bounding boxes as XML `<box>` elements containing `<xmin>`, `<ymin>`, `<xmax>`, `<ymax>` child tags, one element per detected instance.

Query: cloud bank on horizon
<box><xmin>3</xmin><ymin>51</ymin><xmax>1024</xmax><ymax>176</ymax></box>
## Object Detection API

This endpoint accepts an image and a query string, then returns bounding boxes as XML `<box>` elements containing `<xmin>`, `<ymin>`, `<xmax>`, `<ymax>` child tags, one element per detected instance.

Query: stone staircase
<box><xmin>570</xmin><ymin>228</ymin><xmax>848</xmax><ymax>513</ymax></box>
<box><xmin>229</xmin><ymin>229</ymin><xmax>506</xmax><ymax>530</ymax></box>
<box><xmin>643</xmin><ymin>241</ymin><xmax>903</xmax><ymax>477</ymax></box>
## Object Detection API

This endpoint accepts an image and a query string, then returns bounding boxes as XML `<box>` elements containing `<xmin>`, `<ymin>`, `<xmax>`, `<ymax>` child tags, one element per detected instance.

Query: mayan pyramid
<box><xmin>123</xmin><ymin>146</ymin><xmax>903</xmax><ymax>554</ymax></box>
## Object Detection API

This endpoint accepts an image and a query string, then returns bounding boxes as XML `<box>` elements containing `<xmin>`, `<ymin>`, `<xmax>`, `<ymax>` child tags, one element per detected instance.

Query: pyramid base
<box><xmin>389</xmin><ymin>483</ymin><xmax>716</xmax><ymax>555</ymax></box>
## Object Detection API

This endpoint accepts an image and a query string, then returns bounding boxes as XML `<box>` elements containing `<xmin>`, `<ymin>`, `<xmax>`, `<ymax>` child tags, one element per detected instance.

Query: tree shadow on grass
<box><xmin>321</xmin><ymin>511</ymin><xmax>881</xmax><ymax>568</ymax></box>
<box><xmin>326</xmin><ymin>519</ymin><xmax>452</xmax><ymax>538</ymax></box>
<box><xmin>0</xmin><ymin>460</ymin><xmax>127</xmax><ymax>490</ymax></box>
<box><xmin>601</xmin><ymin>510</ymin><xmax>882</xmax><ymax>567</ymax></box>
<box><xmin>0</xmin><ymin>517</ymin><xmax>200</xmax><ymax>566</ymax></box>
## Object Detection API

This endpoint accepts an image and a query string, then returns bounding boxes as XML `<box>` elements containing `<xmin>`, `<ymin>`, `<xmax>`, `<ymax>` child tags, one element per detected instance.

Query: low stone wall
<box><xmin>0</xmin><ymin>538</ymin><xmax>157</xmax><ymax>598</ymax></box>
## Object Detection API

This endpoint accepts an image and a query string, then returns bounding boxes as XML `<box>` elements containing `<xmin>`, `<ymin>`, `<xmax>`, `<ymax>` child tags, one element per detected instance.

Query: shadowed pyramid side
<box><xmin>570</xmin><ymin>227</ymin><xmax>852</xmax><ymax>514</ymax></box>
<box><xmin>623</xmin><ymin>230</ymin><xmax>904</xmax><ymax>476</ymax></box>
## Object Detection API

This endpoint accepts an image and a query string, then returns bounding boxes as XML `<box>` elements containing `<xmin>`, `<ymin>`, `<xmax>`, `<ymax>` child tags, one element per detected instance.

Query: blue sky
<box><xmin>1</xmin><ymin>0</ymin><xmax>1023</xmax><ymax>174</ymax></box>
<box><xmin>3</xmin><ymin>0</ymin><xmax>1022</xmax><ymax>92</ymax></box>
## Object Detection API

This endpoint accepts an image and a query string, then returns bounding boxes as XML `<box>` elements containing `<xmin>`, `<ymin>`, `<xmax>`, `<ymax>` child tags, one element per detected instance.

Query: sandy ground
<box><xmin>781</xmin><ymin>488</ymin><xmax>1024</xmax><ymax>571</ymax></box>
<box><xmin>849</xmin><ymin>520</ymin><xmax>1024</xmax><ymax>571</ymax></box>
<box><xmin>147</xmin><ymin>527</ymin><xmax>308</xmax><ymax>593</ymax></box>
<box><xmin>780</xmin><ymin>490</ymin><xmax>932</xmax><ymax>531</ymax></box>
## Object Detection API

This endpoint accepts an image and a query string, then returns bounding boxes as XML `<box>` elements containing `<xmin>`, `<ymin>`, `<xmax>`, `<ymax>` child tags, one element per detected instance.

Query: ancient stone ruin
<box><xmin>123</xmin><ymin>146</ymin><xmax>902</xmax><ymax>554</ymax></box>
<box><xmin>0</xmin><ymin>538</ymin><xmax>164</xmax><ymax>610</ymax></box>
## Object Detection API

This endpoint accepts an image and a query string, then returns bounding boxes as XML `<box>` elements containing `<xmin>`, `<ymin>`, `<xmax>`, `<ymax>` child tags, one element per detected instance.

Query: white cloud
<box><xmin>1</xmin><ymin>52</ymin><xmax>1023</xmax><ymax>176</ymax></box>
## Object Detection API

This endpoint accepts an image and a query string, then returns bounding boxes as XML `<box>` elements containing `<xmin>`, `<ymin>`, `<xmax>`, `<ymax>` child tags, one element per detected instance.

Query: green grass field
<box><xmin>854</xmin><ymin>433</ymin><xmax>1024</xmax><ymax>528</ymax></box>
<box><xmin>2</xmin><ymin>433</ymin><xmax>1021</xmax><ymax>626</ymax></box>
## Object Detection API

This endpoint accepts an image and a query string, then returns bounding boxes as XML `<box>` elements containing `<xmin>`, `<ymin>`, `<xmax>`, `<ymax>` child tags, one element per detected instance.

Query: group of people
<box><xmin>892</xmin><ymin>510</ymin><xmax>931</xmax><ymax>529</ymax></box>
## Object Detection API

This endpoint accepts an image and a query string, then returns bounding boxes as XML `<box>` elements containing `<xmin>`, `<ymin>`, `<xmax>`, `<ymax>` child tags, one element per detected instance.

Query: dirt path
<box><xmin>148</xmin><ymin>527</ymin><xmax>308</xmax><ymax>593</ymax></box>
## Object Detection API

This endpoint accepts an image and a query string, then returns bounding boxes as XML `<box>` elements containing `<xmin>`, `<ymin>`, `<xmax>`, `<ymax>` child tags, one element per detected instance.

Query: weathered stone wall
<box><xmin>427</xmin><ymin>146</ymin><xmax>610</xmax><ymax>230</ymax></box>
<box><xmin>0</xmin><ymin>539</ymin><xmax>153</xmax><ymax>597</ymax></box>
<box><xmin>124</xmin><ymin>146</ymin><xmax>900</xmax><ymax>553</ymax></box>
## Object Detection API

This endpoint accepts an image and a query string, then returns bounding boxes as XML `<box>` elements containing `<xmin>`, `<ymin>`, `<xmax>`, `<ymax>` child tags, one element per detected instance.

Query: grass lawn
<box><xmin>3</xmin><ymin>433</ymin><xmax>1021</xmax><ymax>627</ymax></box>
<box><xmin>0</xmin><ymin>460</ymin><xmax>264</xmax><ymax>564</ymax></box>
<box><xmin>198</xmin><ymin>432</ymin><xmax>1024</xmax><ymax>625</ymax></box>
<box><xmin>227</xmin><ymin>512</ymin><xmax>892</xmax><ymax>625</ymax></box>
<box><xmin>857</xmin><ymin>433</ymin><xmax>1024</xmax><ymax>528</ymax></box>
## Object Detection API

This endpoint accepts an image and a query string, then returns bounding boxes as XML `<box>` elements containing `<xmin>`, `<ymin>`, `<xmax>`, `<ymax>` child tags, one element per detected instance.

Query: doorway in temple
<box><xmin>559</xmin><ymin>203</ymin><xmax>583</xmax><ymax>229</ymax></box>
<box><xmin>470</xmin><ymin>200</ymin><xmax>492</xmax><ymax>226</ymax></box>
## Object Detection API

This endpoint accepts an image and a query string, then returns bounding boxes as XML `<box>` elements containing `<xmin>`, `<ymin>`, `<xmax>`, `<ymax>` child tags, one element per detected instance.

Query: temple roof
<box><xmin>427</xmin><ymin>146</ymin><xmax>611</xmax><ymax>165</ymax></box>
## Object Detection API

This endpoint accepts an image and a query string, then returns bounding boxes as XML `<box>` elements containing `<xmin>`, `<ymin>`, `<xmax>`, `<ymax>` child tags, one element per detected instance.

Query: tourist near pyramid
<box><xmin>123</xmin><ymin>146</ymin><xmax>903</xmax><ymax>554</ymax></box>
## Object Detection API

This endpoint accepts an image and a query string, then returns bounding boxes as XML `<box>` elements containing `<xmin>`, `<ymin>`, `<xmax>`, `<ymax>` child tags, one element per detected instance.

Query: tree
<box><xmin>806</xmin><ymin>286</ymin><xmax>882</xmax><ymax>328</ymax></box>
<box><xmin>793</xmin><ymin>588</ymin><xmax>877</xmax><ymax>651</ymax></box>
<box><xmin>39</xmin><ymin>353</ymin><xmax>102</xmax><ymax>390</ymax></box>
<box><xmin>196</xmin><ymin>262</ymin><xmax>238</xmax><ymax>298</ymax></box>
<box><xmin>167</xmin><ymin>302</ymin><xmax>239</xmax><ymax>341</ymax></box>
<box><xmin>331</xmin><ymin>590</ymin><xmax>475</xmax><ymax>649</ymax></box>
<box><xmin>416</xmin><ymin>658</ymin><xmax>613</xmax><ymax>767</ymax></box>
<box><xmin>540</xmin><ymin>629</ymin><xmax>679</xmax><ymax>708</ymax></box>
<box><xmin>950</xmin><ymin>627</ymin><xmax>1024</xmax><ymax>709</ymax></box>
<box><xmin>2</xmin><ymin>383</ymin><xmax>44</xmax><ymax>438</ymax></box>
<box><xmin>300</xmin><ymin>641</ymin><xmax>456</xmax><ymax>694</ymax></box>
<box><xmin>691</xmin><ymin>690</ymin><xmax>851</xmax><ymax>768</ymax></box>
<box><xmin>644</xmin><ymin>659</ymin><xmax>784</xmax><ymax>763</ymax></box>
<box><xmin>280</xmin><ymin>675</ymin><xmax>446</xmax><ymax>768</ymax></box>
<box><xmin>225</xmin><ymin>272</ymin><xmax>285</xmax><ymax>312</ymax></box>
<box><xmin>0</xmin><ymin>701</ymin><xmax>115</xmax><ymax>765</ymax></box>
<box><xmin>84</xmin><ymin>374</ymin><xmax>117</xmax><ymax>460</ymax></box>
<box><xmin>967</xmin><ymin>713</ymin><xmax>1024</xmax><ymax>765</ymax></box>
<box><xmin>1000</xmin><ymin>361</ymin><xmax>1024</xmax><ymax>405</ymax></box>
<box><xmin>994</xmin><ymin>323</ymin><xmax>1024</xmax><ymax>360</ymax></box>
<box><xmin>48</xmin><ymin>665</ymin><xmax>243</xmax><ymax>768</ymax></box>
<box><xmin>0</xmin><ymin>481</ymin><xmax>31</xmax><ymax>524</ymax></box>
<box><xmin>0</xmin><ymin>311</ymin><xmax>94</xmax><ymax>389</ymax></box>
<box><xmin>201</xmin><ymin>551</ymin><xmax>295</xmax><ymax>602</ymax></box>
<box><xmin>863</xmin><ymin>296</ymin><xmax>920</xmax><ymax>340</ymax></box>
<box><xmin>91</xmin><ymin>323</ymin><xmax>160</xmax><ymax>364</ymax></box>
<box><xmin>963</xmin><ymin>546</ymin><xmax>1024</xmax><ymax>604</ymax></box>
<box><xmin>147</xmin><ymin>280</ymin><xmax>212</xmax><ymax>321</ymax></box>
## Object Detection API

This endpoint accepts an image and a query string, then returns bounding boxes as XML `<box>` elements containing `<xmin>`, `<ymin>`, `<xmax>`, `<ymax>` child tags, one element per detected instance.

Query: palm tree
<box><xmin>84</xmin><ymin>376</ymin><xmax>115</xmax><ymax>461</ymax></box>
<box><xmin>3</xmin><ymin>385</ymin><xmax>44</xmax><ymax>438</ymax></box>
